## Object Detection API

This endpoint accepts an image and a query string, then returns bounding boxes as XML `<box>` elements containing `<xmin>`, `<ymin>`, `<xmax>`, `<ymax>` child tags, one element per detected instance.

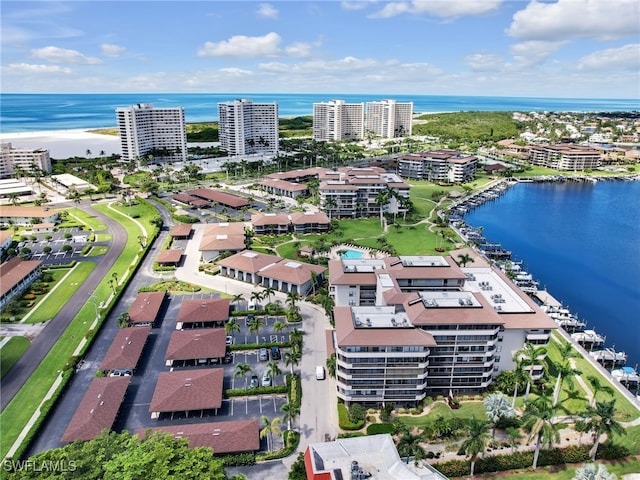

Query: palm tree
<box><xmin>506</xmin><ymin>426</ymin><xmax>523</xmax><ymax>453</ymax></box>
<box><xmin>225</xmin><ymin>317</ymin><xmax>241</xmax><ymax>336</ymax></box>
<box><xmin>250</xmin><ymin>290</ymin><xmax>263</xmax><ymax>308</ymax></box>
<box><xmin>231</xmin><ymin>293</ymin><xmax>245</xmax><ymax>310</ymax></box>
<box><xmin>323</xmin><ymin>196</ymin><xmax>337</xmax><ymax>220</ymax></box>
<box><xmin>326</xmin><ymin>353</ymin><xmax>337</xmax><ymax>378</ymax></box>
<box><xmin>284</xmin><ymin>349</ymin><xmax>301</xmax><ymax>374</ymax></box>
<box><xmin>459</xmin><ymin>417</ymin><xmax>490</xmax><ymax>476</ymax></box>
<box><xmin>262</xmin><ymin>285</ymin><xmax>275</xmax><ymax>305</ymax></box>
<box><xmin>553</xmin><ymin>358</ymin><xmax>582</xmax><ymax>407</ymax></box>
<box><xmin>375</xmin><ymin>189</ymin><xmax>389</xmax><ymax>227</ymax></box>
<box><xmin>484</xmin><ymin>393</ymin><xmax>516</xmax><ymax>438</ymax></box>
<box><xmin>456</xmin><ymin>253</ymin><xmax>474</xmax><ymax>267</ymax></box>
<box><xmin>108</xmin><ymin>279</ymin><xmax>116</xmax><ymax>294</ymax></box>
<box><xmin>584</xmin><ymin>400</ymin><xmax>626</xmax><ymax>461</ymax></box>
<box><xmin>516</xmin><ymin>342</ymin><xmax>548</xmax><ymax>403</ymax></box>
<box><xmin>234</xmin><ymin>363</ymin><xmax>252</xmax><ymax>389</ymax></box>
<box><xmin>509</xmin><ymin>357</ymin><xmax>529</xmax><ymax>408</ymax></box>
<box><xmin>573</xmin><ymin>463</ymin><xmax>617</xmax><ymax>480</ymax></box>
<box><xmin>248</xmin><ymin>317</ymin><xmax>266</xmax><ymax>343</ymax></box>
<box><xmin>273</xmin><ymin>320</ymin><xmax>287</xmax><ymax>334</ymax></box>
<box><xmin>586</xmin><ymin>375</ymin><xmax>614</xmax><ymax>407</ymax></box>
<box><xmin>522</xmin><ymin>395</ymin><xmax>561</xmax><ymax>469</ymax></box>
<box><xmin>289</xmin><ymin>327</ymin><xmax>304</xmax><ymax>352</ymax></box>
<box><xmin>267</xmin><ymin>360</ymin><xmax>282</xmax><ymax>385</ymax></box>
<box><xmin>396</xmin><ymin>431</ymin><xmax>427</xmax><ymax>465</ymax></box>
<box><xmin>260</xmin><ymin>416</ymin><xmax>282</xmax><ymax>452</ymax></box>
<box><xmin>280</xmin><ymin>402</ymin><xmax>300</xmax><ymax>431</ymax></box>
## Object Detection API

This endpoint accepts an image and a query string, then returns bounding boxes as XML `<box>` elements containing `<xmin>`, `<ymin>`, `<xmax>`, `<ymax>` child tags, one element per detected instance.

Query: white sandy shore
<box><xmin>0</xmin><ymin>128</ymin><xmax>121</xmax><ymax>159</ymax></box>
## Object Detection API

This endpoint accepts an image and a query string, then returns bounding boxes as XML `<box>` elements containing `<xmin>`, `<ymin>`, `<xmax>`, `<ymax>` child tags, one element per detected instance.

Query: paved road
<box><xmin>0</xmin><ymin>201</ymin><xmax>127</xmax><ymax>411</ymax></box>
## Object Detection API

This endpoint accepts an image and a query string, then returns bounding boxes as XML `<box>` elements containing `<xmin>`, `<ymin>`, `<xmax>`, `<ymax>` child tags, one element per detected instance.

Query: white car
<box><xmin>226</xmin><ymin>335</ymin><xmax>233</xmax><ymax>346</ymax></box>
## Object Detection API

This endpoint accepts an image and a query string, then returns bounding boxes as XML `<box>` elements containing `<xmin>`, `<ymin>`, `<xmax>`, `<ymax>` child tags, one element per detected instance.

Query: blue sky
<box><xmin>1</xmin><ymin>0</ymin><xmax>639</xmax><ymax>98</ymax></box>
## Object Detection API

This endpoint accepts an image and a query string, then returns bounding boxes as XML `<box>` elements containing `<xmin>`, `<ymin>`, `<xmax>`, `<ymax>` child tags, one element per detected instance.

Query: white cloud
<box><xmin>219</xmin><ymin>67</ymin><xmax>254</xmax><ymax>76</ymax></box>
<box><xmin>284</xmin><ymin>42</ymin><xmax>314</xmax><ymax>58</ymax></box>
<box><xmin>198</xmin><ymin>32</ymin><xmax>282</xmax><ymax>58</ymax></box>
<box><xmin>31</xmin><ymin>46</ymin><xmax>102</xmax><ymax>64</ymax></box>
<box><xmin>508</xmin><ymin>0</ymin><xmax>640</xmax><ymax>41</ymax></box>
<box><xmin>3</xmin><ymin>63</ymin><xmax>72</xmax><ymax>74</ymax></box>
<box><xmin>466</xmin><ymin>53</ymin><xmax>505</xmax><ymax>72</ymax></box>
<box><xmin>370</xmin><ymin>0</ymin><xmax>501</xmax><ymax>19</ymax></box>
<box><xmin>101</xmin><ymin>43</ymin><xmax>126</xmax><ymax>58</ymax></box>
<box><xmin>577</xmin><ymin>44</ymin><xmax>640</xmax><ymax>72</ymax></box>
<box><xmin>509</xmin><ymin>40</ymin><xmax>565</xmax><ymax>68</ymax></box>
<box><xmin>341</xmin><ymin>1</ymin><xmax>371</xmax><ymax>11</ymax></box>
<box><xmin>257</xmin><ymin>3</ymin><xmax>278</xmax><ymax>19</ymax></box>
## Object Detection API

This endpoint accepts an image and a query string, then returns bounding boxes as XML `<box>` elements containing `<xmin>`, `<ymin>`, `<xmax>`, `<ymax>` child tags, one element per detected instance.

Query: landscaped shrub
<box><xmin>434</xmin><ymin>459</ymin><xmax>470</xmax><ymax>478</ymax></box>
<box><xmin>366</xmin><ymin>423</ymin><xmax>394</xmax><ymax>435</ymax></box>
<box><xmin>224</xmin><ymin>386</ymin><xmax>287</xmax><ymax>397</ymax></box>
<box><xmin>219</xmin><ymin>452</ymin><xmax>256</xmax><ymax>466</ymax></box>
<box><xmin>596</xmin><ymin>443</ymin><xmax>630</xmax><ymax>460</ymax></box>
<box><xmin>338</xmin><ymin>403</ymin><xmax>365</xmax><ymax>430</ymax></box>
<box><xmin>348</xmin><ymin>403</ymin><xmax>366</xmax><ymax>424</ymax></box>
<box><xmin>380</xmin><ymin>403</ymin><xmax>394</xmax><ymax>422</ymax></box>
<box><xmin>337</xmin><ymin>432</ymin><xmax>365</xmax><ymax>439</ymax></box>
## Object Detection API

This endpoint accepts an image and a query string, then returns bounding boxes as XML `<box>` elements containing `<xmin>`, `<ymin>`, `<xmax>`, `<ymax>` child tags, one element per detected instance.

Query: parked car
<box><xmin>259</xmin><ymin>348</ymin><xmax>269</xmax><ymax>361</ymax></box>
<box><xmin>249</xmin><ymin>374</ymin><xmax>259</xmax><ymax>389</ymax></box>
<box><xmin>223</xmin><ymin>351</ymin><xmax>233</xmax><ymax>364</ymax></box>
<box><xmin>109</xmin><ymin>369</ymin><xmax>132</xmax><ymax>377</ymax></box>
<box><xmin>261</xmin><ymin>371</ymin><xmax>271</xmax><ymax>387</ymax></box>
<box><xmin>270</xmin><ymin>346</ymin><xmax>281</xmax><ymax>360</ymax></box>
<box><xmin>226</xmin><ymin>335</ymin><xmax>234</xmax><ymax>346</ymax></box>
<box><xmin>316</xmin><ymin>365</ymin><xmax>325</xmax><ymax>380</ymax></box>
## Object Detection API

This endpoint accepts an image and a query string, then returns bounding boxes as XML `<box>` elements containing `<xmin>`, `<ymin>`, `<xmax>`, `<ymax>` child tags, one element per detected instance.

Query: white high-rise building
<box><xmin>116</xmin><ymin>103</ymin><xmax>187</xmax><ymax>163</ymax></box>
<box><xmin>313</xmin><ymin>100</ymin><xmax>365</xmax><ymax>142</ymax></box>
<box><xmin>218</xmin><ymin>99</ymin><xmax>279</xmax><ymax>156</ymax></box>
<box><xmin>366</xmin><ymin>100</ymin><xmax>413</xmax><ymax>139</ymax></box>
<box><xmin>0</xmin><ymin>143</ymin><xmax>51</xmax><ymax>179</ymax></box>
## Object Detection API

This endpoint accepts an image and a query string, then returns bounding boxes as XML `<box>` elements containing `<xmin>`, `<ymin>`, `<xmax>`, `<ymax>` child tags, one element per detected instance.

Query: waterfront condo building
<box><xmin>0</xmin><ymin>142</ymin><xmax>51</xmax><ymax>179</ymax></box>
<box><xmin>318</xmin><ymin>166</ymin><xmax>410</xmax><ymax>219</ymax></box>
<box><xmin>218</xmin><ymin>99</ymin><xmax>279</xmax><ymax>156</ymax></box>
<box><xmin>328</xmin><ymin>249</ymin><xmax>555</xmax><ymax>405</ymax></box>
<box><xmin>528</xmin><ymin>144</ymin><xmax>601</xmax><ymax>171</ymax></box>
<box><xmin>397</xmin><ymin>149</ymin><xmax>478</xmax><ymax>182</ymax></box>
<box><xmin>365</xmin><ymin>100</ymin><xmax>413</xmax><ymax>139</ymax></box>
<box><xmin>116</xmin><ymin>103</ymin><xmax>187</xmax><ymax>163</ymax></box>
<box><xmin>313</xmin><ymin>100</ymin><xmax>365</xmax><ymax>142</ymax></box>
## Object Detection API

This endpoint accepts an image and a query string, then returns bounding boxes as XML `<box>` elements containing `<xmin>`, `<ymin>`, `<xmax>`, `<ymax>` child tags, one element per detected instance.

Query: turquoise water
<box><xmin>2</xmin><ymin>93</ymin><xmax>638</xmax><ymax>132</ymax></box>
<box><xmin>464</xmin><ymin>180</ymin><xmax>640</xmax><ymax>369</ymax></box>
<box><xmin>341</xmin><ymin>250</ymin><xmax>364</xmax><ymax>260</ymax></box>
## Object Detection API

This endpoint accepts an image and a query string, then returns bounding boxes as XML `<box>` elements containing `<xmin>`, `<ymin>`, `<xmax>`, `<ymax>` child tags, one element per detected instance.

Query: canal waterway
<box><xmin>464</xmin><ymin>180</ymin><xmax>640</xmax><ymax>370</ymax></box>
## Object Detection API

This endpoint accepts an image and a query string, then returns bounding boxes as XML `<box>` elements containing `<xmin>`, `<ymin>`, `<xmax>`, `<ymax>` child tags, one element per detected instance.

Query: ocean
<box><xmin>464</xmin><ymin>181</ymin><xmax>640</xmax><ymax>371</ymax></box>
<box><xmin>1</xmin><ymin>93</ymin><xmax>639</xmax><ymax>133</ymax></box>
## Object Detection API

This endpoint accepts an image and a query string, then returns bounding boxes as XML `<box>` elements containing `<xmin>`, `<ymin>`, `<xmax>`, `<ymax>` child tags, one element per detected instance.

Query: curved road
<box><xmin>1</xmin><ymin>201</ymin><xmax>127</xmax><ymax>411</ymax></box>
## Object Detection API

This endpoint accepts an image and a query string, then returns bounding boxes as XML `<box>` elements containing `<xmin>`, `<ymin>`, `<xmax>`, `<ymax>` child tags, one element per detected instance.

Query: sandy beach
<box><xmin>0</xmin><ymin>129</ymin><xmax>121</xmax><ymax>159</ymax></box>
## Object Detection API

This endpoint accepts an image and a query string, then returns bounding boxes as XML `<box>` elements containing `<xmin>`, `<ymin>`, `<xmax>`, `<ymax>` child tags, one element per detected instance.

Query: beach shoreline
<box><xmin>0</xmin><ymin>128</ymin><xmax>122</xmax><ymax>159</ymax></box>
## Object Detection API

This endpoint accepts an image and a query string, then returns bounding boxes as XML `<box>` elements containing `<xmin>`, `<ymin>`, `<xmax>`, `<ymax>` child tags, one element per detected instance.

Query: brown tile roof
<box><xmin>260</xmin><ymin>179</ymin><xmax>309</xmax><ymax>192</ymax></box>
<box><xmin>187</xmin><ymin>189</ymin><xmax>250</xmax><ymax>208</ymax></box>
<box><xmin>0</xmin><ymin>205</ymin><xmax>59</xmax><ymax>219</ymax></box>
<box><xmin>326</xmin><ymin>329</ymin><xmax>336</xmax><ymax>356</ymax></box>
<box><xmin>61</xmin><ymin>377</ymin><xmax>130</xmax><ymax>443</ymax></box>
<box><xmin>0</xmin><ymin>230</ymin><xmax>12</xmax><ymax>245</ymax></box>
<box><xmin>266</xmin><ymin>167</ymin><xmax>330</xmax><ymax>181</ymax></box>
<box><xmin>199</xmin><ymin>235</ymin><xmax>246</xmax><ymax>252</ymax></box>
<box><xmin>203</xmin><ymin>222</ymin><xmax>248</xmax><ymax>236</ymax></box>
<box><xmin>328</xmin><ymin>259</ymin><xmax>377</xmax><ymax>286</ymax></box>
<box><xmin>165</xmin><ymin>328</ymin><xmax>226</xmax><ymax>361</ymax></box>
<box><xmin>157</xmin><ymin>249</ymin><xmax>183</xmax><ymax>264</ymax></box>
<box><xmin>170</xmin><ymin>224</ymin><xmax>193</xmax><ymax>237</ymax></box>
<box><xmin>217</xmin><ymin>250</ymin><xmax>280</xmax><ymax>274</ymax></box>
<box><xmin>128</xmin><ymin>291</ymin><xmax>166</xmax><ymax>324</ymax></box>
<box><xmin>289</xmin><ymin>211</ymin><xmax>330</xmax><ymax>226</ymax></box>
<box><xmin>251</xmin><ymin>213</ymin><xmax>290</xmax><ymax>226</ymax></box>
<box><xmin>100</xmin><ymin>326</ymin><xmax>151</xmax><ymax>371</ymax></box>
<box><xmin>260</xmin><ymin>260</ymin><xmax>326</xmax><ymax>285</ymax></box>
<box><xmin>135</xmin><ymin>419</ymin><xmax>260</xmax><ymax>454</ymax></box>
<box><xmin>176</xmin><ymin>298</ymin><xmax>230</xmax><ymax>324</ymax></box>
<box><xmin>334</xmin><ymin>306</ymin><xmax>436</xmax><ymax>347</ymax></box>
<box><xmin>0</xmin><ymin>257</ymin><xmax>41</xmax><ymax>298</ymax></box>
<box><xmin>149</xmin><ymin>369</ymin><xmax>223</xmax><ymax>413</ymax></box>
<box><xmin>172</xmin><ymin>193</ymin><xmax>203</xmax><ymax>205</ymax></box>
<box><xmin>405</xmin><ymin>292</ymin><xmax>505</xmax><ymax>326</ymax></box>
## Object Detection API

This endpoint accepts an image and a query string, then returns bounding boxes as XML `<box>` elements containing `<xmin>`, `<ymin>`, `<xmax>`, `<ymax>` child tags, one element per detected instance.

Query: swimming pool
<box><xmin>341</xmin><ymin>249</ymin><xmax>364</xmax><ymax>259</ymax></box>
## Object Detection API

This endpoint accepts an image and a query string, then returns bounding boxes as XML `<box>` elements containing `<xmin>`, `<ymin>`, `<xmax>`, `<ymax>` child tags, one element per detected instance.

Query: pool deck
<box><xmin>329</xmin><ymin>244</ymin><xmax>388</xmax><ymax>260</ymax></box>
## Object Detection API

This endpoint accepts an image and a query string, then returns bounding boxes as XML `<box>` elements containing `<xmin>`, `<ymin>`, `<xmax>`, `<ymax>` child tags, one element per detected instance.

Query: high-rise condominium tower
<box><xmin>366</xmin><ymin>99</ymin><xmax>413</xmax><ymax>138</ymax></box>
<box><xmin>313</xmin><ymin>100</ymin><xmax>365</xmax><ymax>142</ymax></box>
<box><xmin>116</xmin><ymin>103</ymin><xmax>187</xmax><ymax>163</ymax></box>
<box><xmin>218</xmin><ymin>99</ymin><xmax>279</xmax><ymax>156</ymax></box>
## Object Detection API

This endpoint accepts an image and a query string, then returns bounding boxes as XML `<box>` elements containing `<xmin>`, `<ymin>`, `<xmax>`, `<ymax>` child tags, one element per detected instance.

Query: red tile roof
<box><xmin>176</xmin><ymin>298</ymin><xmax>230</xmax><ymax>324</ymax></box>
<box><xmin>128</xmin><ymin>291</ymin><xmax>166</xmax><ymax>324</ymax></box>
<box><xmin>165</xmin><ymin>328</ymin><xmax>226</xmax><ymax>361</ymax></box>
<box><xmin>157</xmin><ymin>249</ymin><xmax>183</xmax><ymax>264</ymax></box>
<box><xmin>0</xmin><ymin>257</ymin><xmax>42</xmax><ymax>298</ymax></box>
<box><xmin>149</xmin><ymin>369</ymin><xmax>224</xmax><ymax>413</ymax></box>
<box><xmin>259</xmin><ymin>260</ymin><xmax>326</xmax><ymax>285</ymax></box>
<box><xmin>187</xmin><ymin>189</ymin><xmax>249</xmax><ymax>208</ymax></box>
<box><xmin>170</xmin><ymin>224</ymin><xmax>193</xmax><ymax>237</ymax></box>
<box><xmin>61</xmin><ymin>377</ymin><xmax>130</xmax><ymax>443</ymax></box>
<box><xmin>135</xmin><ymin>419</ymin><xmax>260</xmax><ymax>454</ymax></box>
<box><xmin>100</xmin><ymin>326</ymin><xmax>151</xmax><ymax>371</ymax></box>
<box><xmin>217</xmin><ymin>250</ymin><xmax>280</xmax><ymax>274</ymax></box>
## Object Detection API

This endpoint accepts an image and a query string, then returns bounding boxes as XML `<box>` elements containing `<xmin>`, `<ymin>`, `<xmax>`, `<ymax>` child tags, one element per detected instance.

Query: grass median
<box><xmin>0</xmin><ymin>337</ymin><xmax>30</xmax><ymax>378</ymax></box>
<box><xmin>0</xmin><ymin>199</ymin><xmax>159</xmax><ymax>460</ymax></box>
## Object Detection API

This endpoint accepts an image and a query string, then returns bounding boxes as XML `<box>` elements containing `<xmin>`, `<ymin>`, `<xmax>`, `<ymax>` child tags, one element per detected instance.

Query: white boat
<box><xmin>612</xmin><ymin>367</ymin><xmax>640</xmax><ymax>385</ymax></box>
<box><xmin>571</xmin><ymin>329</ymin><xmax>605</xmax><ymax>347</ymax></box>
<box><xmin>589</xmin><ymin>348</ymin><xmax>627</xmax><ymax>366</ymax></box>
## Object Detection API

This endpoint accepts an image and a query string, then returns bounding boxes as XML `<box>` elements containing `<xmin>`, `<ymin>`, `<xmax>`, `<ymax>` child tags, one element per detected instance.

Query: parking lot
<box><xmin>14</xmin><ymin>226</ymin><xmax>103</xmax><ymax>265</ymax></box>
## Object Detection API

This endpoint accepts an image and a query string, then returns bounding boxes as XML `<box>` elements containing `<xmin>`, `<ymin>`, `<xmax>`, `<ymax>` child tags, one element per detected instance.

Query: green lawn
<box><xmin>0</xmin><ymin>336</ymin><xmax>30</xmax><ymax>377</ymax></box>
<box><xmin>65</xmin><ymin>207</ymin><xmax>107</xmax><ymax>231</ymax></box>
<box><xmin>0</xmin><ymin>199</ymin><xmax>160</xmax><ymax>460</ymax></box>
<box><xmin>87</xmin><ymin>245</ymin><xmax>109</xmax><ymax>256</ymax></box>
<box><xmin>398</xmin><ymin>401</ymin><xmax>487</xmax><ymax>428</ymax></box>
<box><xmin>335</xmin><ymin>218</ymin><xmax>384</xmax><ymax>242</ymax></box>
<box><xmin>473</xmin><ymin>458</ymin><xmax>640</xmax><ymax>480</ymax></box>
<box><xmin>24</xmin><ymin>262</ymin><xmax>95</xmax><ymax>323</ymax></box>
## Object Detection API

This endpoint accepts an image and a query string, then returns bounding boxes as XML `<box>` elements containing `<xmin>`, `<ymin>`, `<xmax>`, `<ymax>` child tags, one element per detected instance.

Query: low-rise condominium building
<box><xmin>397</xmin><ymin>149</ymin><xmax>477</xmax><ymax>182</ymax></box>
